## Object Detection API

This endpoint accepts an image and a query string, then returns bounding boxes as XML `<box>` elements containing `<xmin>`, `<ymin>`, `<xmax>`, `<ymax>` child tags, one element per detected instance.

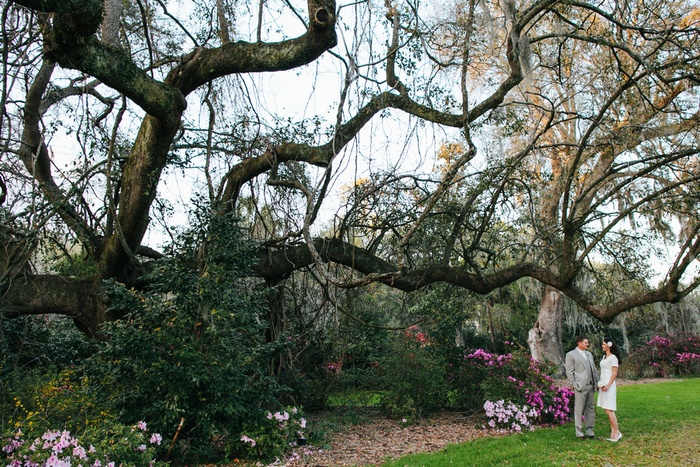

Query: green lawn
<box><xmin>380</xmin><ymin>379</ymin><xmax>700</xmax><ymax>466</ymax></box>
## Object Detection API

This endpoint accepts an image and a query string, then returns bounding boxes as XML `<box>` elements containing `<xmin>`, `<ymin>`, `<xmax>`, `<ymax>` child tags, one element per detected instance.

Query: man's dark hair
<box><xmin>575</xmin><ymin>335</ymin><xmax>588</xmax><ymax>344</ymax></box>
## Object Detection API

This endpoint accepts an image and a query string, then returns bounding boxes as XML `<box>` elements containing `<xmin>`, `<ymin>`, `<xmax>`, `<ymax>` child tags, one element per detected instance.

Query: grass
<box><xmin>380</xmin><ymin>379</ymin><xmax>700</xmax><ymax>466</ymax></box>
<box><xmin>326</xmin><ymin>390</ymin><xmax>383</xmax><ymax>408</ymax></box>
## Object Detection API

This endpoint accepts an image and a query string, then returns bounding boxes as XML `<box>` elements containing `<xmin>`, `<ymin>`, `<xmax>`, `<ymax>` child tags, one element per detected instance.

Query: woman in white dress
<box><xmin>597</xmin><ymin>339</ymin><xmax>622</xmax><ymax>441</ymax></box>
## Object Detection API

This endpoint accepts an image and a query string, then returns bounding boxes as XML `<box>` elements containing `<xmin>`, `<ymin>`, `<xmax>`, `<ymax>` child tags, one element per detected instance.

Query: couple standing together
<box><xmin>565</xmin><ymin>335</ymin><xmax>623</xmax><ymax>442</ymax></box>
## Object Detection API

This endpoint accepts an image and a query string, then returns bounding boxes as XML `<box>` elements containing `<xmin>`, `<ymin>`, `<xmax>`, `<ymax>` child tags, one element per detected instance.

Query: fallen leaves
<box><xmin>277</xmin><ymin>411</ymin><xmax>494</xmax><ymax>466</ymax></box>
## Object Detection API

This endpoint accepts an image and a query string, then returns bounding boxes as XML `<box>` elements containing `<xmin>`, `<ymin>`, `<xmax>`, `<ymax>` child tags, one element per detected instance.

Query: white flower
<box><xmin>241</xmin><ymin>435</ymin><xmax>257</xmax><ymax>447</ymax></box>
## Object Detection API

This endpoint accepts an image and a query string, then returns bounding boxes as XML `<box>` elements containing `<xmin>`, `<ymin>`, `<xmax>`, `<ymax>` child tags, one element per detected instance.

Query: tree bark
<box><xmin>101</xmin><ymin>0</ymin><xmax>122</xmax><ymax>47</ymax></box>
<box><xmin>1</xmin><ymin>274</ymin><xmax>107</xmax><ymax>338</ymax></box>
<box><xmin>528</xmin><ymin>285</ymin><xmax>565</xmax><ymax>376</ymax></box>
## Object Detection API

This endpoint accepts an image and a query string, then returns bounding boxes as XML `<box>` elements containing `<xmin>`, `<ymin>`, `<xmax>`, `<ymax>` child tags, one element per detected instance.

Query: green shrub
<box><xmin>233</xmin><ymin>406</ymin><xmax>307</xmax><ymax>461</ymax></box>
<box><xmin>0</xmin><ymin>366</ymin><xmax>109</xmax><ymax>437</ymax></box>
<box><xmin>0</xmin><ymin>314</ymin><xmax>94</xmax><ymax>370</ymax></box>
<box><xmin>80</xmin><ymin>212</ymin><xmax>287</xmax><ymax>462</ymax></box>
<box><xmin>378</xmin><ymin>326</ymin><xmax>448</xmax><ymax>419</ymax></box>
<box><xmin>281</xmin><ymin>286</ymin><xmax>393</xmax><ymax>412</ymax></box>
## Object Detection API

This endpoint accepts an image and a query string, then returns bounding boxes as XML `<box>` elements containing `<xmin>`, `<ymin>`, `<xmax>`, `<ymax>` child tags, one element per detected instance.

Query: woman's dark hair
<box><xmin>605</xmin><ymin>338</ymin><xmax>622</xmax><ymax>364</ymax></box>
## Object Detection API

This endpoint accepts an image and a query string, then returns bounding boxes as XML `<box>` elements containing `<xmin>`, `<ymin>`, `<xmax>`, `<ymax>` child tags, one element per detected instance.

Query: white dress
<box><xmin>596</xmin><ymin>354</ymin><xmax>618</xmax><ymax>411</ymax></box>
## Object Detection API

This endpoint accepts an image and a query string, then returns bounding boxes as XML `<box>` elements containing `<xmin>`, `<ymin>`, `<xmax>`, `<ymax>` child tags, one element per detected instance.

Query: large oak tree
<box><xmin>1</xmin><ymin>0</ymin><xmax>700</xmax><ymax>359</ymax></box>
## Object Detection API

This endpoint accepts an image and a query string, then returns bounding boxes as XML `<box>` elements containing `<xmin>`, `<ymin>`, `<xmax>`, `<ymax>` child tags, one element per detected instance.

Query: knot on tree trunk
<box><xmin>308</xmin><ymin>0</ymin><xmax>336</xmax><ymax>34</ymax></box>
<box><xmin>312</xmin><ymin>7</ymin><xmax>334</xmax><ymax>28</ymax></box>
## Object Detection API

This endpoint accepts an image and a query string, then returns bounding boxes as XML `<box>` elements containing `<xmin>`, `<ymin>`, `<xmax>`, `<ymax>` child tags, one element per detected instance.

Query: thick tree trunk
<box><xmin>618</xmin><ymin>314</ymin><xmax>631</xmax><ymax>355</ymax></box>
<box><xmin>1</xmin><ymin>274</ymin><xmax>108</xmax><ymax>337</ymax></box>
<box><xmin>528</xmin><ymin>285</ymin><xmax>565</xmax><ymax>376</ymax></box>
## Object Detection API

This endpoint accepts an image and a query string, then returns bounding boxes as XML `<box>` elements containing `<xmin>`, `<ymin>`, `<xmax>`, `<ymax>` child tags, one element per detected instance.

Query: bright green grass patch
<box><xmin>380</xmin><ymin>379</ymin><xmax>700</xmax><ymax>467</ymax></box>
<box><xmin>326</xmin><ymin>390</ymin><xmax>383</xmax><ymax>407</ymax></box>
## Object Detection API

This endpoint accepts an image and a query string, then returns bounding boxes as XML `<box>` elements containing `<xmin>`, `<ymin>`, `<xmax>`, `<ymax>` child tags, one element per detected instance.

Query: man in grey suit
<box><xmin>565</xmin><ymin>335</ymin><xmax>599</xmax><ymax>438</ymax></box>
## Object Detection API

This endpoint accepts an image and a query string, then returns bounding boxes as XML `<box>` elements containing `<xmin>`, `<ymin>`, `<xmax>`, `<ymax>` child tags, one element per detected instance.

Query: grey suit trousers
<box><xmin>573</xmin><ymin>383</ymin><xmax>596</xmax><ymax>437</ymax></box>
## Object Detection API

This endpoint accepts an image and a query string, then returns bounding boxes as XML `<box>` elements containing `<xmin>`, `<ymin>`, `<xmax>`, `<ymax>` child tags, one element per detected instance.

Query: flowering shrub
<box><xmin>675</xmin><ymin>352</ymin><xmax>700</xmax><ymax>364</ymax></box>
<box><xmin>476</xmin><ymin>349</ymin><xmax>574</xmax><ymax>432</ymax></box>
<box><xmin>625</xmin><ymin>334</ymin><xmax>700</xmax><ymax>378</ymax></box>
<box><xmin>0</xmin><ymin>369</ymin><xmax>169</xmax><ymax>465</ymax></box>
<box><xmin>523</xmin><ymin>385</ymin><xmax>574</xmax><ymax>425</ymax></box>
<box><xmin>2</xmin><ymin>422</ymin><xmax>166</xmax><ymax>466</ymax></box>
<box><xmin>483</xmin><ymin>400</ymin><xmax>539</xmax><ymax>432</ymax></box>
<box><xmin>324</xmin><ymin>360</ymin><xmax>343</xmax><ymax>374</ymax></box>
<box><xmin>403</xmin><ymin>326</ymin><xmax>430</xmax><ymax>348</ymax></box>
<box><xmin>464</xmin><ymin>348</ymin><xmax>512</xmax><ymax>367</ymax></box>
<box><xmin>449</xmin><ymin>345</ymin><xmax>574</xmax><ymax>427</ymax></box>
<box><xmin>232</xmin><ymin>407</ymin><xmax>307</xmax><ymax>461</ymax></box>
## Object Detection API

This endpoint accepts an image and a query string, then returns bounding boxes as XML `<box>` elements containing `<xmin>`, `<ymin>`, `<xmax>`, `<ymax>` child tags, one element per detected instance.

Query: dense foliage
<box><xmin>368</xmin><ymin>330</ymin><xmax>574</xmax><ymax>429</ymax></box>
<box><xmin>1</xmin><ymin>212</ymin><xmax>301</xmax><ymax>464</ymax></box>
<box><xmin>378</xmin><ymin>326</ymin><xmax>450</xmax><ymax>419</ymax></box>
<box><xmin>81</xmin><ymin>217</ymin><xmax>285</xmax><ymax>461</ymax></box>
<box><xmin>624</xmin><ymin>335</ymin><xmax>700</xmax><ymax>379</ymax></box>
<box><xmin>3</xmin><ymin>224</ymin><xmax>700</xmax><ymax>464</ymax></box>
<box><xmin>2</xmin><ymin>0</ymin><xmax>700</xmax><ymax>464</ymax></box>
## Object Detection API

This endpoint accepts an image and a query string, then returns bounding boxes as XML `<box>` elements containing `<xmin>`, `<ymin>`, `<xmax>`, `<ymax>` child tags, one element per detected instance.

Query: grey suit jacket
<box><xmin>565</xmin><ymin>349</ymin><xmax>599</xmax><ymax>391</ymax></box>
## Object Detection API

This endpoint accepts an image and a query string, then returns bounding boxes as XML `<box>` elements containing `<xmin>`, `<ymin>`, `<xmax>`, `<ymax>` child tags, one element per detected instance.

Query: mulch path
<box><xmin>274</xmin><ymin>411</ymin><xmax>495</xmax><ymax>467</ymax></box>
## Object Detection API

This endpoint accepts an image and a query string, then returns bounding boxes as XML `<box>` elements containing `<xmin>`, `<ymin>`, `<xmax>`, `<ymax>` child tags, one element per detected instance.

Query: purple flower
<box><xmin>150</xmin><ymin>433</ymin><xmax>163</xmax><ymax>445</ymax></box>
<box><xmin>42</xmin><ymin>431</ymin><xmax>60</xmax><ymax>442</ymax></box>
<box><xmin>73</xmin><ymin>445</ymin><xmax>88</xmax><ymax>460</ymax></box>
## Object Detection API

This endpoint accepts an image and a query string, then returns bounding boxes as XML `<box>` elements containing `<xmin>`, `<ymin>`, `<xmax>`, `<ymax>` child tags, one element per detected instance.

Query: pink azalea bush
<box><xmin>625</xmin><ymin>334</ymin><xmax>700</xmax><ymax>378</ymax></box>
<box><xmin>482</xmin><ymin>383</ymin><xmax>574</xmax><ymax>433</ymax></box>
<box><xmin>450</xmin><ymin>344</ymin><xmax>574</xmax><ymax>427</ymax></box>
<box><xmin>2</xmin><ymin>422</ymin><xmax>165</xmax><ymax>467</ymax></box>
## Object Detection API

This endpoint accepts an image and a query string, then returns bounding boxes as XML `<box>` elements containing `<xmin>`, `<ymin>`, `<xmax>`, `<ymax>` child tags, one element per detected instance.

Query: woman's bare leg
<box><xmin>605</xmin><ymin>409</ymin><xmax>619</xmax><ymax>438</ymax></box>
